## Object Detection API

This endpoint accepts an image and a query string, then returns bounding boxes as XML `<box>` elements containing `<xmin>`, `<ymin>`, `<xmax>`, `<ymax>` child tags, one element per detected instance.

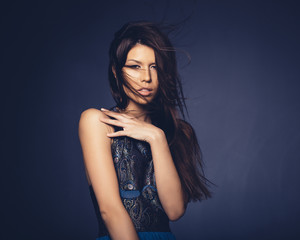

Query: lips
<box><xmin>137</xmin><ymin>88</ymin><xmax>153</xmax><ymax>96</ymax></box>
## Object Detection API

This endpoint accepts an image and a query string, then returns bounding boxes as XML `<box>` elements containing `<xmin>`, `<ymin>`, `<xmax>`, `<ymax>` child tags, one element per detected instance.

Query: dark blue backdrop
<box><xmin>2</xmin><ymin>1</ymin><xmax>300</xmax><ymax>239</ymax></box>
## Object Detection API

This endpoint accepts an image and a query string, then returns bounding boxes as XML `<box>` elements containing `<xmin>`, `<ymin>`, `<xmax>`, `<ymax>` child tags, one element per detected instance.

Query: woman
<box><xmin>78</xmin><ymin>21</ymin><xmax>211</xmax><ymax>240</ymax></box>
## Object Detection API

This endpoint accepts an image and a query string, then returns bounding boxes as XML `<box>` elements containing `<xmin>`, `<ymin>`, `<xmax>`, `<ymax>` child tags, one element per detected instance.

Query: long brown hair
<box><xmin>108</xmin><ymin>21</ymin><xmax>211</xmax><ymax>202</ymax></box>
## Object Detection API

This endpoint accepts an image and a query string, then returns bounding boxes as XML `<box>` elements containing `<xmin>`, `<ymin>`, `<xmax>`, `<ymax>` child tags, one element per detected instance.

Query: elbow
<box><xmin>99</xmin><ymin>203</ymin><xmax>126</xmax><ymax>224</ymax></box>
<box><xmin>99</xmin><ymin>208</ymin><xmax>111</xmax><ymax>223</ymax></box>
<box><xmin>167</xmin><ymin>205</ymin><xmax>186</xmax><ymax>221</ymax></box>
<box><xmin>164</xmin><ymin>192</ymin><xmax>188</xmax><ymax>221</ymax></box>
<box><xmin>99</xmin><ymin>204</ymin><xmax>119</xmax><ymax>223</ymax></box>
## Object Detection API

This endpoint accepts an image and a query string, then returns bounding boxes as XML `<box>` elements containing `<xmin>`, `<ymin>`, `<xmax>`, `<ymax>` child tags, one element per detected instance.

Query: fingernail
<box><xmin>101</xmin><ymin>108</ymin><xmax>108</xmax><ymax>111</ymax></box>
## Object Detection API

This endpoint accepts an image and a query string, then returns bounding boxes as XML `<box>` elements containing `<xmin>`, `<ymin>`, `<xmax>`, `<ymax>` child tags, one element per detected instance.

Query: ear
<box><xmin>112</xmin><ymin>66</ymin><xmax>117</xmax><ymax>79</ymax></box>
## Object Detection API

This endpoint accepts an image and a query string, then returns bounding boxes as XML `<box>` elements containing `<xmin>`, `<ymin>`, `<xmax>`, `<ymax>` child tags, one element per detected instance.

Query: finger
<box><xmin>101</xmin><ymin>108</ymin><xmax>126</xmax><ymax>120</ymax></box>
<box><xmin>100</xmin><ymin>118</ymin><xmax>124</xmax><ymax>128</ymax></box>
<box><xmin>107</xmin><ymin>130</ymin><xmax>127</xmax><ymax>138</ymax></box>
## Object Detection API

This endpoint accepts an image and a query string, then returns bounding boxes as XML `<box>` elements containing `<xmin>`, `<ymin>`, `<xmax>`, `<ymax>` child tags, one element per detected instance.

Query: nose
<box><xmin>141</xmin><ymin>68</ymin><xmax>151</xmax><ymax>83</ymax></box>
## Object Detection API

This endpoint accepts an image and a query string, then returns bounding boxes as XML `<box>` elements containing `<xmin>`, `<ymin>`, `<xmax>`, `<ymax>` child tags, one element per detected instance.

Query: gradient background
<box><xmin>2</xmin><ymin>1</ymin><xmax>300</xmax><ymax>239</ymax></box>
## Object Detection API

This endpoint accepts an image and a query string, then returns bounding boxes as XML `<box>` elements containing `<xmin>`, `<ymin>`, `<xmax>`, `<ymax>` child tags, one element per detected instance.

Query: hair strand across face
<box><xmin>107</xmin><ymin>21</ymin><xmax>212</xmax><ymax>202</ymax></box>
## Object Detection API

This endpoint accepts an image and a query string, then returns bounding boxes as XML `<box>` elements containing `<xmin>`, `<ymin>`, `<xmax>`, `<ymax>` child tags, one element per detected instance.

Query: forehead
<box><xmin>126</xmin><ymin>44</ymin><xmax>155</xmax><ymax>62</ymax></box>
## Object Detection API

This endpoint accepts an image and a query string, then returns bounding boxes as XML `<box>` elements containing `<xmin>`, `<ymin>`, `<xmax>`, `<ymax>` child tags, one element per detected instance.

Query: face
<box><xmin>121</xmin><ymin>44</ymin><xmax>158</xmax><ymax>106</ymax></box>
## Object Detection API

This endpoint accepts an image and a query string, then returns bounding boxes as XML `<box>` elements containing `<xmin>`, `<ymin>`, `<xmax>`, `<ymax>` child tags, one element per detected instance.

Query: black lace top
<box><xmin>89</xmin><ymin>109</ymin><xmax>170</xmax><ymax>237</ymax></box>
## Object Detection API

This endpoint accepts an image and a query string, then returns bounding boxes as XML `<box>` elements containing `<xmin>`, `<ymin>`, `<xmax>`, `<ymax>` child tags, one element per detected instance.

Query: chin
<box><xmin>131</xmin><ymin>96</ymin><xmax>154</xmax><ymax>106</ymax></box>
<box><xmin>136</xmin><ymin>99</ymin><xmax>151</xmax><ymax>105</ymax></box>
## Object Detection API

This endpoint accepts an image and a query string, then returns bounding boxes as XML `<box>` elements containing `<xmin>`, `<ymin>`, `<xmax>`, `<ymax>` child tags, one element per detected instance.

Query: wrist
<box><xmin>148</xmin><ymin>127</ymin><xmax>165</xmax><ymax>144</ymax></box>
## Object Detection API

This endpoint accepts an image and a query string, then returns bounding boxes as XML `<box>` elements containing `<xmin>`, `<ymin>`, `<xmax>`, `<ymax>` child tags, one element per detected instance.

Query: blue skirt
<box><xmin>96</xmin><ymin>231</ymin><xmax>176</xmax><ymax>240</ymax></box>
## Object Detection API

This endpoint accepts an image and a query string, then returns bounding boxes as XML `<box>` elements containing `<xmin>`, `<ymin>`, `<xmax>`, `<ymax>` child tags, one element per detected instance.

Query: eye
<box><xmin>125</xmin><ymin>65</ymin><xmax>140</xmax><ymax>69</ymax></box>
<box><xmin>150</xmin><ymin>65</ymin><xmax>157</xmax><ymax>70</ymax></box>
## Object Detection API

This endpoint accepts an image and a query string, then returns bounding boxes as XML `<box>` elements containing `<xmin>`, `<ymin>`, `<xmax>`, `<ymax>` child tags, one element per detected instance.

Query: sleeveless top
<box><xmin>89</xmin><ymin>108</ymin><xmax>171</xmax><ymax>238</ymax></box>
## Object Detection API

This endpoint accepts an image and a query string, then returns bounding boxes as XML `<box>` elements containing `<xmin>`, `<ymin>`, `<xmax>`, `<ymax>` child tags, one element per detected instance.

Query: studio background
<box><xmin>2</xmin><ymin>1</ymin><xmax>300</xmax><ymax>239</ymax></box>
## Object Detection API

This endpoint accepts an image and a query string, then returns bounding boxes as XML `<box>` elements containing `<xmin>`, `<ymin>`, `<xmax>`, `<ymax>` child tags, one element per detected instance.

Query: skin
<box><xmin>78</xmin><ymin>44</ymin><xmax>186</xmax><ymax>240</ymax></box>
<box><xmin>122</xmin><ymin>43</ymin><xmax>158</xmax><ymax>109</ymax></box>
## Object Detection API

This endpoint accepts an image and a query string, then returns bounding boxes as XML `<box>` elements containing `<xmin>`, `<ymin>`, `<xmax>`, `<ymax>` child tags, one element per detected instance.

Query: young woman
<box><xmin>78</xmin><ymin>21</ymin><xmax>211</xmax><ymax>240</ymax></box>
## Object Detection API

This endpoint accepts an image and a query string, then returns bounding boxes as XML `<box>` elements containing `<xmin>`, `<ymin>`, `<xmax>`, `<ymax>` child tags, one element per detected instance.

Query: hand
<box><xmin>99</xmin><ymin>108</ymin><xmax>163</xmax><ymax>143</ymax></box>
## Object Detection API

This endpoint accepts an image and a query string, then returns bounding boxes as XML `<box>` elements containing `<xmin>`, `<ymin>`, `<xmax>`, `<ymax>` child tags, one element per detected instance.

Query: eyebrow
<box><xmin>126</xmin><ymin>59</ymin><xmax>156</xmax><ymax>65</ymax></box>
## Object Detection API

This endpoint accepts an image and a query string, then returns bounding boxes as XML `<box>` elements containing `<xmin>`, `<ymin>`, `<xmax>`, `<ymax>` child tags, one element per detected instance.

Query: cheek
<box><xmin>122</xmin><ymin>85</ymin><xmax>138</xmax><ymax>101</ymax></box>
<box><xmin>151</xmin><ymin>72</ymin><xmax>158</xmax><ymax>86</ymax></box>
<box><xmin>153</xmin><ymin>77</ymin><xmax>159</xmax><ymax>89</ymax></box>
<box><xmin>123</xmin><ymin>70</ymin><xmax>140</xmax><ymax>83</ymax></box>
<box><xmin>151</xmin><ymin>70</ymin><xmax>158</xmax><ymax>79</ymax></box>
<box><xmin>122</xmin><ymin>85</ymin><xmax>131</xmax><ymax>97</ymax></box>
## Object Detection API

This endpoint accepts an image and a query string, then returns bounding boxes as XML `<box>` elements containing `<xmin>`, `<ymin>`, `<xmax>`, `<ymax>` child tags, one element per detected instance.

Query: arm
<box><xmin>78</xmin><ymin>108</ymin><xmax>139</xmax><ymax>240</ymax></box>
<box><xmin>148</xmin><ymin>129</ymin><xmax>187</xmax><ymax>221</ymax></box>
<box><xmin>99</xmin><ymin>109</ymin><xmax>187</xmax><ymax>221</ymax></box>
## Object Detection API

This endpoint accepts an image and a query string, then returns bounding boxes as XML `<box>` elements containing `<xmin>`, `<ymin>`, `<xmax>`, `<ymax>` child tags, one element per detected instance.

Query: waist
<box><xmin>89</xmin><ymin>186</ymin><xmax>171</xmax><ymax>236</ymax></box>
<box><xmin>121</xmin><ymin>194</ymin><xmax>171</xmax><ymax>232</ymax></box>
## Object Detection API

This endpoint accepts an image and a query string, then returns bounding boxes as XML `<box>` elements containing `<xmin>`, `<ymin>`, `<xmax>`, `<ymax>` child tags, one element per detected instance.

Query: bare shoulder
<box><xmin>79</xmin><ymin>108</ymin><xmax>109</xmax><ymax>122</ymax></box>
<box><xmin>78</xmin><ymin>108</ymin><xmax>125</xmax><ymax>214</ymax></box>
<box><xmin>79</xmin><ymin>108</ymin><xmax>114</xmax><ymax>135</ymax></box>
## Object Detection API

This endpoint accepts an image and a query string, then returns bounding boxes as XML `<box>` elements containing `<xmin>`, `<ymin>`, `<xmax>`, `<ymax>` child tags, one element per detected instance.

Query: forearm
<box><xmin>101</xmin><ymin>204</ymin><xmax>139</xmax><ymax>240</ymax></box>
<box><xmin>97</xmin><ymin>108</ymin><xmax>186</xmax><ymax>220</ymax></box>
<box><xmin>148</xmin><ymin>129</ymin><xmax>186</xmax><ymax>220</ymax></box>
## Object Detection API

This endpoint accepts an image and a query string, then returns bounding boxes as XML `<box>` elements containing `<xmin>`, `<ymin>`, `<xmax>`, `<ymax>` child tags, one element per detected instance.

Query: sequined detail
<box><xmin>89</xmin><ymin>107</ymin><xmax>170</xmax><ymax>237</ymax></box>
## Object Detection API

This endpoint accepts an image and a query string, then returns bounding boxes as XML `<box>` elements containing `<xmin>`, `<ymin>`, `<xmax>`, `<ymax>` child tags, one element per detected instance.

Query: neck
<box><xmin>119</xmin><ymin>101</ymin><xmax>151</xmax><ymax>123</ymax></box>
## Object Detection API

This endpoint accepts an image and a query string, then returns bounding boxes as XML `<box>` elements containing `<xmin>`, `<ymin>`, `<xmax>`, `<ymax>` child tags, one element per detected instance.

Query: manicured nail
<box><xmin>101</xmin><ymin>108</ymin><xmax>108</xmax><ymax>111</ymax></box>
